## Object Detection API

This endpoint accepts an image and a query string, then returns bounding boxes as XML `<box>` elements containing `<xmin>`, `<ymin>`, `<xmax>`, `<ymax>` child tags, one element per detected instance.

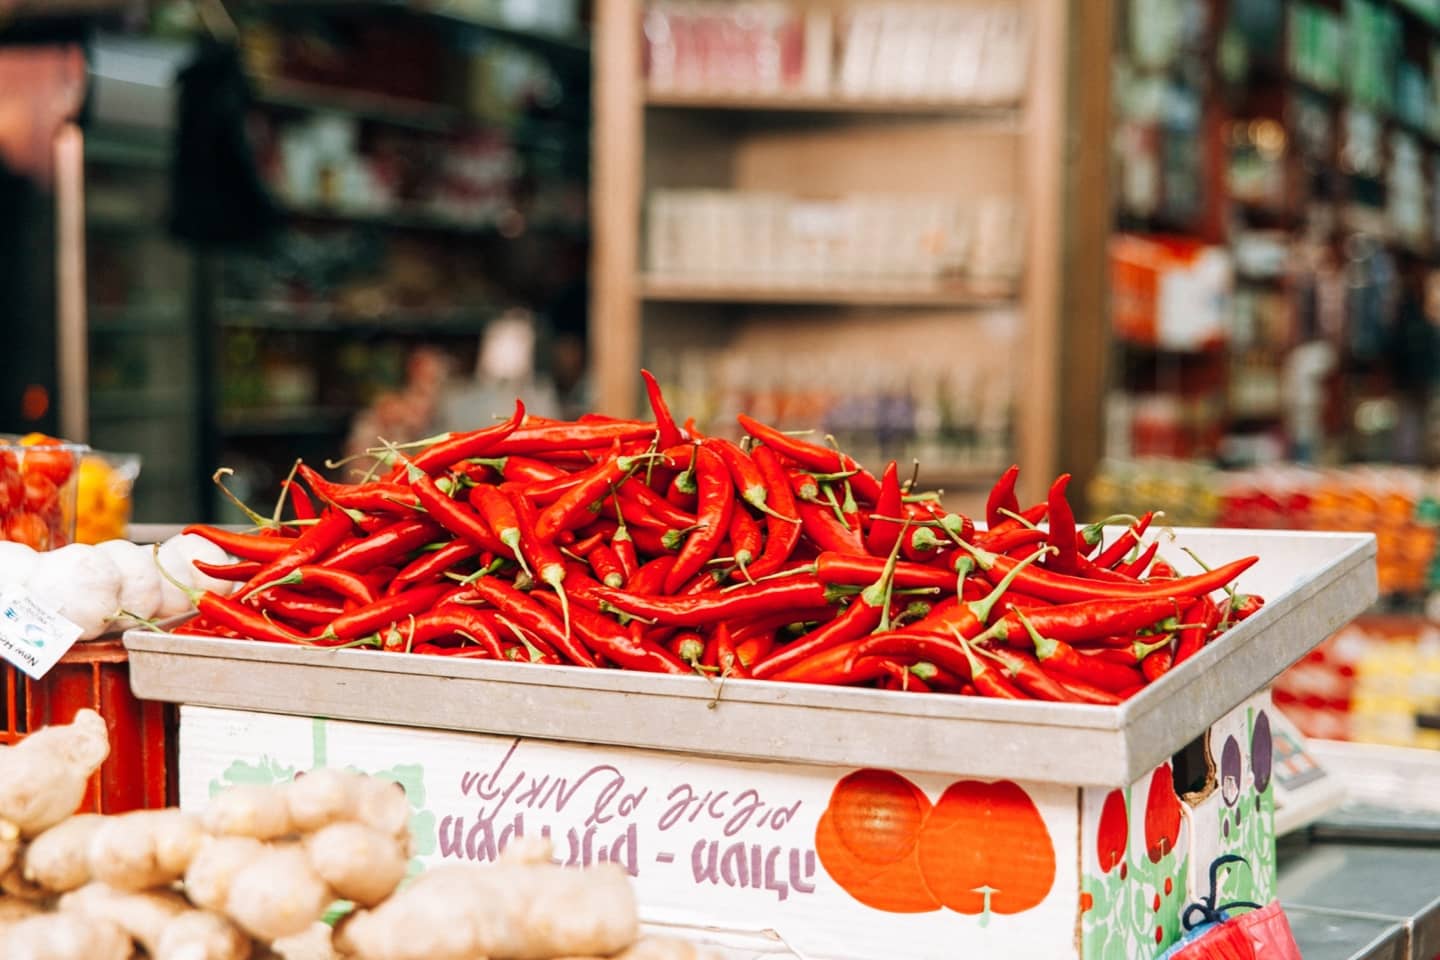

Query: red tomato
<box><xmin>22</xmin><ymin>472</ymin><xmax>57</xmax><ymax>514</ymax></box>
<box><xmin>0</xmin><ymin>455</ymin><xmax>20</xmax><ymax>514</ymax></box>
<box><xmin>4</xmin><ymin>511</ymin><xmax>50</xmax><ymax>550</ymax></box>
<box><xmin>1144</xmin><ymin>765</ymin><xmax>1182</xmax><ymax>863</ymax></box>
<box><xmin>17</xmin><ymin>434</ymin><xmax>75</xmax><ymax>486</ymax></box>
<box><xmin>1096</xmin><ymin>788</ymin><xmax>1128</xmax><ymax>874</ymax></box>
<box><xmin>916</xmin><ymin>779</ymin><xmax>1056</xmax><ymax>918</ymax></box>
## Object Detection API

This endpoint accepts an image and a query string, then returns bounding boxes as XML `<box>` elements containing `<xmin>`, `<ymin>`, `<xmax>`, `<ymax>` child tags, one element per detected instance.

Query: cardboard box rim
<box><xmin>126</xmin><ymin>528</ymin><xmax>1376</xmax><ymax>788</ymax></box>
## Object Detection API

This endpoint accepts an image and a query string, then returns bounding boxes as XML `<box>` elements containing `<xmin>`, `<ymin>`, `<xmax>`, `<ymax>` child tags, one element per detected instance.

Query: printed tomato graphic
<box><xmin>915</xmin><ymin>779</ymin><xmax>1055</xmax><ymax>924</ymax></box>
<box><xmin>1096</xmin><ymin>789</ymin><xmax>1127</xmax><ymax>874</ymax></box>
<box><xmin>815</xmin><ymin>769</ymin><xmax>940</xmax><ymax>913</ymax></box>
<box><xmin>1144</xmin><ymin>765</ymin><xmax>1182</xmax><ymax>863</ymax></box>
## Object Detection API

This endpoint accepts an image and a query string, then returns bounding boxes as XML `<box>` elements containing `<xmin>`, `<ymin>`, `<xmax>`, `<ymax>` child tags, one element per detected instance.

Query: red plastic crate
<box><xmin>1</xmin><ymin>639</ymin><xmax>173</xmax><ymax>813</ymax></box>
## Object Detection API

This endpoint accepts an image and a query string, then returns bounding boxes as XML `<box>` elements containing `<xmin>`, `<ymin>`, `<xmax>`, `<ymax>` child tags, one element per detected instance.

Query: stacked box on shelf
<box><xmin>125</xmin><ymin>528</ymin><xmax>1375</xmax><ymax>959</ymax></box>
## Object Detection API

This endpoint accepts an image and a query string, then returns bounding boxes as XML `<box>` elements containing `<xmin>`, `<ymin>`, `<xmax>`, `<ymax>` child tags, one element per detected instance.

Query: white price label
<box><xmin>0</xmin><ymin>584</ymin><xmax>83</xmax><ymax>680</ymax></box>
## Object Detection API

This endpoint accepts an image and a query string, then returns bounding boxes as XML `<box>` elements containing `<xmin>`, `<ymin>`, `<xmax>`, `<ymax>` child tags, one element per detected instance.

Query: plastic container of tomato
<box><xmin>0</xmin><ymin>434</ymin><xmax>89</xmax><ymax>550</ymax></box>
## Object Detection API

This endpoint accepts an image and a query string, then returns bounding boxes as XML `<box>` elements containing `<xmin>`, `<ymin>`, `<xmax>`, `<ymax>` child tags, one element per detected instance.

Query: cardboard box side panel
<box><xmin>1079</xmin><ymin>691</ymin><xmax>1277</xmax><ymax>959</ymax></box>
<box><xmin>180</xmin><ymin>705</ymin><xmax>1083</xmax><ymax>960</ymax></box>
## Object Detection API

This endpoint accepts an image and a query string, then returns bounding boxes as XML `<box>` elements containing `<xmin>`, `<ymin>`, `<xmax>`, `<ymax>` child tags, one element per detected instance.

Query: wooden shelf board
<box><xmin>639</xmin><ymin>276</ymin><xmax>1018</xmax><ymax>307</ymax></box>
<box><xmin>646</xmin><ymin>89</ymin><xmax>1022</xmax><ymax>123</ymax></box>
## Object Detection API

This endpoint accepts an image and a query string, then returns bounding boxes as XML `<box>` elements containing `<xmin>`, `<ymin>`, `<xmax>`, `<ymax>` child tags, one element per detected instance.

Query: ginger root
<box><xmin>304</xmin><ymin>822</ymin><xmax>407</xmax><ymax>908</ymax></box>
<box><xmin>204</xmin><ymin>784</ymin><xmax>297</xmax><ymax>841</ymax></box>
<box><xmin>0</xmin><ymin>709</ymin><xmax>109</xmax><ymax>837</ymax></box>
<box><xmin>88</xmin><ymin>809</ymin><xmax>204</xmax><ymax>891</ymax></box>
<box><xmin>223</xmin><ymin>843</ymin><xmax>333</xmax><ymax>942</ymax></box>
<box><xmin>335</xmin><ymin>860</ymin><xmax>638</xmax><ymax>960</ymax></box>
<box><xmin>153</xmin><ymin>909</ymin><xmax>253</xmax><ymax>960</ymax></box>
<box><xmin>3</xmin><ymin>911</ymin><xmax>133</xmax><ymax>960</ymax></box>
<box><xmin>22</xmin><ymin>814</ymin><xmax>103</xmax><ymax>892</ymax></box>
<box><xmin>286</xmin><ymin>769</ymin><xmax>409</xmax><ymax>841</ymax></box>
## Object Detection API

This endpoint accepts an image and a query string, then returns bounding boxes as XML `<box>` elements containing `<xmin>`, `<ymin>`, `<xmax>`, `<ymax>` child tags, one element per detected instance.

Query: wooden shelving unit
<box><xmin>591</xmin><ymin>0</ymin><xmax>1110</xmax><ymax>506</ymax></box>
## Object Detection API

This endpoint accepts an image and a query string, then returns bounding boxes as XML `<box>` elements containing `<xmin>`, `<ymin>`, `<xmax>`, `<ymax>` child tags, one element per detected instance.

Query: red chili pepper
<box><xmin>327</xmin><ymin>518</ymin><xmax>443</xmax><ymax>572</ymax></box>
<box><xmin>533</xmin><ymin>591</ymin><xmax>688</xmax><ymax>674</ymax></box>
<box><xmin>640</xmin><ymin>369</ymin><xmax>686</xmax><ymax>449</ymax></box>
<box><xmin>618</xmin><ymin>477</ymin><xmax>696</xmax><ymax>529</ymax></box>
<box><xmin>746</xmin><ymin>446</ymin><xmax>802</xmax><ymax>579</ymax></box>
<box><xmin>182</xmin><ymin>525</ymin><xmax>295</xmax><ymax>561</ymax></box>
<box><xmin>403</xmin><ymin>399</ymin><xmax>526</xmax><ymax>475</ymax></box>
<box><xmin>1013</xmin><ymin>611</ymin><xmax>1148</xmax><ymax>695</ymax></box>
<box><xmin>245</xmin><ymin>564</ymin><xmax>377</xmax><ymax>607</ymax></box>
<box><xmin>280</xmin><ymin>479</ymin><xmax>317</xmax><ymax>522</ymax></box>
<box><xmin>536</xmin><ymin>446</ymin><xmax>664</xmax><ymax>540</ymax></box>
<box><xmin>663</xmin><ymin>445</ymin><xmax>735</xmax><ymax>594</ymax></box>
<box><xmin>736</xmin><ymin>413</ymin><xmax>882</xmax><ymax>503</ymax></box>
<box><xmin>586</xmin><ymin>544</ymin><xmax>626</xmax><ymax>588</ymax></box>
<box><xmin>864</xmin><ymin>460</ymin><xmax>905</xmax><ymax>557</ymax></box>
<box><xmin>317</xmin><ymin>583</ymin><xmax>452</xmax><ymax>642</ymax></box>
<box><xmin>966</xmin><ymin>545</ymin><xmax>1257</xmax><ymax>605</ymax></box>
<box><xmin>728</xmin><ymin>506</ymin><xmax>763</xmax><ymax>581</ymax></box>
<box><xmin>1173</xmin><ymin>595</ymin><xmax>1221</xmax><ymax>667</ymax></box>
<box><xmin>262</xmin><ymin>590</ymin><xmax>345</xmax><ymax>628</ymax></box>
<box><xmin>1046</xmin><ymin>474</ymin><xmax>1080</xmax><ymax>575</ymax></box>
<box><xmin>610</xmin><ymin>521</ymin><xmax>639</xmax><ymax>581</ymax></box>
<box><xmin>1093</xmin><ymin>512</ymin><xmax>1154</xmax><ymax>569</ymax></box>
<box><xmin>1115</xmin><ymin>541</ymin><xmax>1159</xmax><ymax>578</ymax></box>
<box><xmin>1142</xmin><ymin>647</ymin><xmax>1174</xmax><ymax>683</ymax></box>
<box><xmin>238</xmin><ymin>509</ymin><xmax>356</xmax><ymax>595</ymax></box>
<box><xmin>795</xmin><ymin>496</ymin><xmax>866</xmax><ymax>556</ymax></box>
<box><xmin>995</xmin><ymin>596</ymin><xmax>1179</xmax><ymax>646</ymax></box>
<box><xmin>768</xmin><ymin>641</ymin><xmax>891</xmax><ymax>686</ymax></box>
<box><xmin>598</xmin><ymin>575</ymin><xmax>835</xmax><ymax>627</ymax></box>
<box><xmin>1053</xmin><ymin>676</ymin><xmax>1125</xmax><ymax>705</ymax></box>
<box><xmin>985</xmin><ymin>465</ymin><xmax>1021</xmax><ymax>530</ymax></box>
<box><xmin>192</xmin><ymin>558</ymin><xmax>262</xmax><ymax>582</ymax></box>
<box><xmin>957</xmin><ymin>638</ymin><xmax>1026</xmax><ymax>699</ymax></box>
<box><xmin>507</xmin><ymin>491</ymin><xmax>573</xmax><ymax>634</ymax></box>
<box><xmin>979</xmin><ymin>645</ymin><xmax>1074</xmax><ymax>701</ymax></box>
<box><xmin>1230</xmin><ymin>594</ymin><xmax>1264</xmax><ymax>622</ymax></box>
<box><xmin>468</xmin><ymin>484</ymin><xmax>532</xmax><ymax>569</ymax></box>
<box><xmin>489</xmin><ymin>421</ymin><xmax>658</xmax><ymax>457</ymax></box>
<box><xmin>465</xmin><ymin>577</ymin><xmax>594</xmax><ymax>667</ymax></box>
<box><xmin>1148</xmin><ymin>561</ymin><xmax>1178</xmax><ymax>580</ymax></box>
<box><xmin>396</xmin><ymin>608</ymin><xmax>506</xmax><ymax>659</ymax></box>
<box><xmin>974</xmin><ymin>503</ymin><xmax>1049</xmax><ymax>546</ymax></box>
<box><xmin>385</xmin><ymin>540</ymin><xmax>481</xmax><ymax>595</ymax></box>
<box><xmin>197</xmin><ymin>593</ymin><xmax>313</xmax><ymax>645</ymax></box>
<box><xmin>492</xmin><ymin>455</ymin><xmax>570</xmax><ymax>486</ymax></box>
<box><xmin>701</xmin><ymin>437</ymin><xmax>773</xmax><ymax>518</ymax></box>
<box><xmin>814</xmin><ymin>553</ymin><xmax>956</xmax><ymax>591</ymax></box>
<box><xmin>297</xmin><ymin>464</ymin><xmax>420</xmax><ymax>514</ymax></box>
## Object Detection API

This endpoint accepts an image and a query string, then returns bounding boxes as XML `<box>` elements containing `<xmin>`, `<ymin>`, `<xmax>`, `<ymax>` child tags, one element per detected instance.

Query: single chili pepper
<box><xmin>736</xmin><ymin>413</ymin><xmax>882</xmax><ymax>503</ymax></box>
<box><xmin>610</xmin><ymin>503</ymin><xmax>639</xmax><ymax>581</ymax></box>
<box><xmin>672</xmin><ymin>631</ymin><xmax>705</xmax><ymax>665</ymax></box>
<box><xmin>994</xmin><ymin>596</ymin><xmax>1179</xmax><ymax>646</ymax></box>
<box><xmin>769</xmin><ymin>641</ymin><xmax>891</xmax><ymax>686</ymax></box>
<box><xmin>1074</xmin><ymin>513</ymin><xmax>1139</xmax><ymax>556</ymax></box>
<box><xmin>1145</xmin><ymin>560</ymin><xmax>1176</xmax><ymax>579</ymax></box>
<box><xmin>1172</xmin><ymin>596</ymin><xmax>1221</xmax><ymax>667</ymax></box>
<box><xmin>1054</xmin><ymin>676</ymin><xmax>1126</xmax><ymax>705</ymax></box>
<box><xmin>182</xmin><ymin>524</ymin><xmax>295</xmax><ymax>561</ymax></box>
<box><xmin>879</xmin><ymin>662</ymin><xmax>932</xmax><ymax>693</ymax></box>
<box><xmin>1230</xmin><ymin>593</ymin><xmax>1264</xmax><ymax>622</ymax></box>
<box><xmin>787</xmin><ymin>470</ymin><xmax>821</xmax><ymax>504</ymax></box>
<box><xmin>640</xmin><ymin>368</ymin><xmax>686</xmax><ymax>449</ymax></box>
<box><xmin>814</xmin><ymin>553</ymin><xmax>955</xmax><ymax>591</ymax></box>
<box><xmin>728</xmin><ymin>506</ymin><xmax>764</xmax><ymax>582</ymax></box>
<box><xmin>508</xmin><ymin>491</ymin><xmax>573</xmax><ymax>636</ymax></box>
<box><xmin>973</xmin><ymin>502</ymin><xmax>1049</xmax><ymax>546</ymax></box>
<box><xmin>796</xmin><ymin>497</ymin><xmax>866</xmax><ymax>556</ymax></box>
<box><xmin>298</xmin><ymin>464</ymin><xmax>421</xmax><ymax>514</ymax></box>
<box><xmin>597</xmin><ymin>575</ymin><xmax>836</xmax><ymax>627</ymax></box>
<box><xmin>1142</xmin><ymin>647</ymin><xmax>1174</xmax><ymax>683</ymax></box>
<box><xmin>396</xmin><ymin>608</ymin><xmax>507</xmax><ymax>659</ymax></box>
<box><xmin>626</xmin><ymin>523</ymin><xmax>676</xmax><ymax>559</ymax></box>
<box><xmin>238</xmin><ymin>509</ymin><xmax>356</xmax><ymax>595</ymax></box>
<box><xmin>488</xmin><ymin>421</ymin><xmax>658</xmax><ymax>457</ymax></box>
<box><xmin>412</xmin><ymin>643</ymin><xmax>497</xmax><ymax>659</ymax></box>
<box><xmin>567</xmin><ymin>521</ymin><xmax>618</xmax><ymax>557</ymax></box>
<box><xmin>256</xmin><ymin>590</ymin><xmax>345</xmax><ymax>628</ymax></box>
<box><xmin>326</xmin><ymin>518</ymin><xmax>442</xmax><ymax>572</ymax></box>
<box><xmin>622</xmin><ymin>553</ymin><xmax>676</xmax><ymax>595</ymax></box>
<box><xmin>462</xmin><ymin>486</ymin><xmax>527</xmax><ymax>572</ymax></box>
<box><xmin>734</xmin><ymin>630</ymin><xmax>777</xmax><ymax>667</ymax></box>
<box><xmin>1013</xmin><ymin>610</ymin><xmax>1148</xmax><ymax>695</ymax></box>
<box><xmin>402</xmin><ymin>399</ymin><xmax>527</xmax><ymax>475</ymax></box>
<box><xmin>193</xmin><ymin>558</ymin><xmax>262</xmax><ymax>582</ymax></box>
<box><xmin>486</xmin><ymin>455</ymin><xmax>567</xmax><ymax>486</ymax></box>
<box><xmin>245</xmin><ymin>564</ymin><xmax>377</xmax><ymax>607</ymax></box>
<box><xmin>280</xmin><ymin>479</ymin><xmax>317</xmax><ymax>522</ymax></box>
<box><xmin>680</xmin><ymin>566</ymin><xmax>727</xmax><ymax>596</ymax></box>
<box><xmin>985</xmin><ymin>465</ymin><xmax>1021</xmax><ymax>530</ymax></box>
<box><xmin>1079</xmin><ymin>635</ymin><xmax>1174</xmax><ymax>666</ymax></box>
<box><xmin>961</xmin><ymin>542</ymin><xmax>1258</xmax><ymax>605</ymax></box>
<box><xmin>383</xmin><ymin>540</ymin><xmax>480</xmax><ymax>595</ymax></box>
<box><xmin>663</xmin><ymin>445</ymin><xmax>735</xmax><ymax>594</ymax></box>
<box><xmin>619</xmin><ymin>476</ymin><xmax>696</xmax><ymax>529</ymax></box>
<box><xmin>901</xmin><ymin>524</ymin><xmax>954</xmax><ymax>564</ymax></box>
<box><xmin>1045</xmin><ymin>474</ymin><xmax>1080</xmax><ymax>574</ymax></box>
<box><xmin>315</xmin><ymin>583</ymin><xmax>451</xmax><ymax>642</ymax></box>
<box><xmin>609</xmin><ymin>491</ymin><xmax>671</xmax><ymax>533</ymax></box>
<box><xmin>586</xmin><ymin>544</ymin><xmax>626</xmax><ymax>588</ymax></box>
<box><xmin>746</xmin><ymin>445</ymin><xmax>803</xmax><ymax>578</ymax></box>
<box><xmin>909</xmin><ymin>660</ymin><xmax>965</xmax><ymax>693</ymax></box>
<box><xmin>1115</xmin><ymin>541</ymin><xmax>1159</xmax><ymax>579</ymax></box>
<box><xmin>1093</xmin><ymin>511</ymin><xmax>1154</xmax><ymax>569</ymax></box>
<box><xmin>979</xmin><ymin>645</ymin><xmax>1073</xmax><ymax>701</ymax></box>
<box><xmin>536</xmin><ymin>446</ymin><xmax>666</xmax><ymax>540</ymax></box>
<box><xmin>864</xmin><ymin>460</ymin><xmax>905</xmax><ymax>557</ymax></box>
<box><xmin>465</xmin><ymin>577</ymin><xmax>593</xmax><ymax>667</ymax></box>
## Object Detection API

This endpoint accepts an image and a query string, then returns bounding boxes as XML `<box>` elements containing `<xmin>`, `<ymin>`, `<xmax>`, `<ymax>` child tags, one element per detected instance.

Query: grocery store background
<box><xmin>1</xmin><ymin>0</ymin><xmax>1437</xmax><ymax>745</ymax></box>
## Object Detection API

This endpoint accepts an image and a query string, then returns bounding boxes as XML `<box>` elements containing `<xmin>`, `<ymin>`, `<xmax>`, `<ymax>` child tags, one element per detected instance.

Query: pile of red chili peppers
<box><xmin>175</xmin><ymin>371</ymin><xmax>1265</xmax><ymax>704</ymax></box>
